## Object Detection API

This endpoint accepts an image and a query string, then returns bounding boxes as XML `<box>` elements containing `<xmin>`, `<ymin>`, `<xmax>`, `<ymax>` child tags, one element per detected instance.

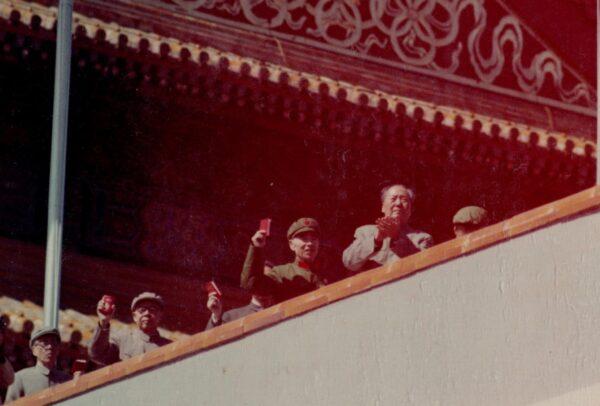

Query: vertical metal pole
<box><xmin>43</xmin><ymin>0</ymin><xmax>73</xmax><ymax>328</ymax></box>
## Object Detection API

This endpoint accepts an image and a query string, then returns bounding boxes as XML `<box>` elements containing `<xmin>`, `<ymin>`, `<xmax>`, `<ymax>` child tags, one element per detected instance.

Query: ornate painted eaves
<box><xmin>150</xmin><ymin>0</ymin><xmax>596</xmax><ymax>116</ymax></box>
<box><xmin>0</xmin><ymin>0</ymin><xmax>596</xmax><ymax>157</ymax></box>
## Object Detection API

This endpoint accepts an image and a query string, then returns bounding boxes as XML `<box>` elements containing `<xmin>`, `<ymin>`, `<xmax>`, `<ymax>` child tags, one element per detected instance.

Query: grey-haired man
<box><xmin>343</xmin><ymin>184</ymin><xmax>433</xmax><ymax>272</ymax></box>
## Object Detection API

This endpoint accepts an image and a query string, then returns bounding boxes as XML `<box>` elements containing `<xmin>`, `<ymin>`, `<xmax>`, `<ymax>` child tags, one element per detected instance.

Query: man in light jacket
<box><xmin>343</xmin><ymin>183</ymin><xmax>433</xmax><ymax>272</ymax></box>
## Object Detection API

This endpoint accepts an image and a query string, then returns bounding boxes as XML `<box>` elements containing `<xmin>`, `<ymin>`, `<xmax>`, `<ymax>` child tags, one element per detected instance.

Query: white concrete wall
<box><xmin>61</xmin><ymin>210</ymin><xmax>600</xmax><ymax>406</ymax></box>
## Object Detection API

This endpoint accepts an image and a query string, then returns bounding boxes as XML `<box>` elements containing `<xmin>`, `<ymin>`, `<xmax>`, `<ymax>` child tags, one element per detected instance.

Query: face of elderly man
<box><xmin>288</xmin><ymin>231</ymin><xmax>320</xmax><ymax>264</ymax></box>
<box><xmin>132</xmin><ymin>300</ymin><xmax>163</xmax><ymax>333</ymax></box>
<box><xmin>381</xmin><ymin>185</ymin><xmax>412</xmax><ymax>224</ymax></box>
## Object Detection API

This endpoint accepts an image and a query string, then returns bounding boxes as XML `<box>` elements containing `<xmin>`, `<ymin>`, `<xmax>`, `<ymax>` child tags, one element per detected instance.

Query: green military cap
<box><xmin>131</xmin><ymin>292</ymin><xmax>165</xmax><ymax>311</ymax></box>
<box><xmin>29</xmin><ymin>327</ymin><xmax>61</xmax><ymax>348</ymax></box>
<box><xmin>287</xmin><ymin>217</ymin><xmax>320</xmax><ymax>240</ymax></box>
<box><xmin>453</xmin><ymin>206</ymin><xmax>489</xmax><ymax>226</ymax></box>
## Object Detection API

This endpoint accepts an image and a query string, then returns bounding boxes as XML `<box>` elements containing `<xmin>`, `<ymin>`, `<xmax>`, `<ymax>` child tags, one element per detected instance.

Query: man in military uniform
<box><xmin>241</xmin><ymin>217</ymin><xmax>326</xmax><ymax>303</ymax></box>
<box><xmin>89</xmin><ymin>292</ymin><xmax>171</xmax><ymax>365</ymax></box>
<box><xmin>452</xmin><ymin>206</ymin><xmax>489</xmax><ymax>237</ymax></box>
<box><xmin>343</xmin><ymin>184</ymin><xmax>433</xmax><ymax>272</ymax></box>
<box><xmin>4</xmin><ymin>327</ymin><xmax>70</xmax><ymax>402</ymax></box>
<box><xmin>205</xmin><ymin>263</ymin><xmax>278</xmax><ymax>330</ymax></box>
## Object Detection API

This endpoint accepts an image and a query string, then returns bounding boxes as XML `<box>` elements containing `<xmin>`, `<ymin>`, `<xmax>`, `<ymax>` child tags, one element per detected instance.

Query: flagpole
<box><xmin>43</xmin><ymin>0</ymin><xmax>73</xmax><ymax>327</ymax></box>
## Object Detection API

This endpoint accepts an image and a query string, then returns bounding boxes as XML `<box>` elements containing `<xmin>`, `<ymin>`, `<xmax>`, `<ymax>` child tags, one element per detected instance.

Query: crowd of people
<box><xmin>0</xmin><ymin>183</ymin><xmax>491</xmax><ymax>402</ymax></box>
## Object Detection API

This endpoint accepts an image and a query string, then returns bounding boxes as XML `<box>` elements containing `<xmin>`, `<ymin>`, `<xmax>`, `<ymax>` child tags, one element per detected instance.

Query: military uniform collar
<box><xmin>135</xmin><ymin>328</ymin><xmax>160</xmax><ymax>343</ymax></box>
<box><xmin>294</xmin><ymin>260</ymin><xmax>312</xmax><ymax>270</ymax></box>
<box><xmin>35</xmin><ymin>363</ymin><xmax>52</xmax><ymax>376</ymax></box>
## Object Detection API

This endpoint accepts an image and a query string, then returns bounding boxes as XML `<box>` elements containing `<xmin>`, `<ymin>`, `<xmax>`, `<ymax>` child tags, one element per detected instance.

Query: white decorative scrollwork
<box><xmin>240</xmin><ymin>0</ymin><xmax>306</xmax><ymax>28</ymax></box>
<box><xmin>369</xmin><ymin>0</ymin><xmax>461</xmax><ymax>67</ymax></box>
<box><xmin>308</xmin><ymin>0</ymin><xmax>363</xmax><ymax>47</ymax></box>
<box><xmin>160</xmin><ymin>0</ymin><xmax>596</xmax><ymax>109</ymax></box>
<box><xmin>467</xmin><ymin>11</ymin><xmax>594</xmax><ymax>106</ymax></box>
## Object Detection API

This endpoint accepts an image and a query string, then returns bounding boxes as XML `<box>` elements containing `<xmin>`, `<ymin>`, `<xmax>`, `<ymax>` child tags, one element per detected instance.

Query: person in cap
<box><xmin>4</xmin><ymin>327</ymin><xmax>70</xmax><ymax>402</ymax></box>
<box><xmin>0</xmin><ymin>318</ymin><xmax>14</xmax><ymax>405</ymax></box>
<box><xmin>88</xmin><ymin>292</ymin><xmax>171</xmax><ymax>366</ymax></box>
<box><xmin>452</xmin><ymin>206</ymin><xmax>489</xmax><ymax>237</ymax></box>
<box><xmin>343</xmin><ymin>183</ymin><xmax>433</xmax><ymax>272</ymax></box>
<box><xmin>205</xmin><ymin>262</ymin><xmax>278</xmax><ymax>330</ymax></box>
<box><xmin>240</xmin><ymin>218</ymin><xmax>327</xmax><ymax>303</ymax></box>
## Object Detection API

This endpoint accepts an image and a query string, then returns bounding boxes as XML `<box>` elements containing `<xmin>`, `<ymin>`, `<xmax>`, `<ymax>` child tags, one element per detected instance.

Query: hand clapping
<box><xmin>375</xmin><ymin>216</ymin><xmax>401</xmax><ymax>242</ymax></box>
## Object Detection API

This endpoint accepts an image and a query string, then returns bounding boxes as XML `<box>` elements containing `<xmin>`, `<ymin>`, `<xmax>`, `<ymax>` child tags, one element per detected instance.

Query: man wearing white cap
<box><xmin>89</xmin><ymin>292</ymin><xmax>171</xmax><ymax>365</ymax></box>
<box><xmin>5</xmin><ymin>327</ymin><xmax>70</xmax><ymax>402</ymax></box>
<box><xmin>452</xmin><ymin>206</ymin><xmax>490</xmax><ymax>237</ymax></box>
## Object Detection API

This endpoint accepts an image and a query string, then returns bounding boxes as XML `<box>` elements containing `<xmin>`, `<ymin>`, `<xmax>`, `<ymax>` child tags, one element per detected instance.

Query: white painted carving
<box><xmin>161</xmin><ymin>0</ymin><xmax>595</xmax><ymax>109</ymax></box>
